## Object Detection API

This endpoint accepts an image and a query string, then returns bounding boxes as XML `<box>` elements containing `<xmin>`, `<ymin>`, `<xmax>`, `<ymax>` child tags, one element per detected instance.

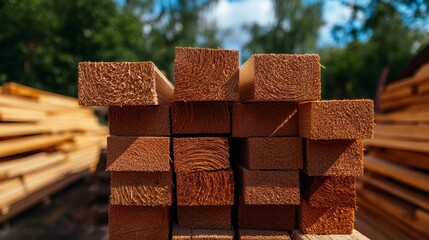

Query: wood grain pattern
<box><xmin>298</xmin><ymin>100</ymin><xmax>374</xmax><ymax>139</ymax></box>
<box><xmin>107</xmin><ymin>136</ymin><xmax>170</xmax><ymax>172</ymax></box>
<box><xmin>238</xmin><ymin>201</ymin><xmax>295</xmax><ymax>231</ymax></box>
<box><xmin>292</xmin><ymin>229</ymin><xmax>369</xmax><ymax>240</ymax></box>
<box><xmin>171</xmin><ymin>102</ymin><xmax>230</xmax><ymax>134</ymax></box>
<box><xmin>235</xmin><ymin>137</ymin><xmax>302</xmax><ymax>170</ymax></box>
<box><xmin>304</xmin><ymin>139</ymin><xmax>363</xmax><ymax>176</ymax></box>
<box><xmin>109</xmin><ymin>205</ymin><xmax>169</xmax><ymax>240</ymax></box>
<box><xmin>110</xmin><ymin>171</ymin><xmax>172</xmax><ymax>206</ymax></box>
<box><xmin>232</xmin><ymin>103</ymin><xmax>297</xmax><ymax>137</ymax></box>
<box><xmin>172</xmin><ymin>225</ymin><xmax>234</xmax><ymax>240</ymax></box>
<box><xmin>238</xmin><ymin>165</ymin><xmax>299</xmax><ymax>205</ymax></box>
<box><xmin>297</xmin><ymin>199</ymin><xmax>355</xmax><ymax>235</ymax></box>
<box><xmin>78</xmin><ymin>62</ymin><xmax>173</xmax><ymax>106</ymax></box>
<box><xmin>239</xmin><ymin>229</ymin><xmax>291</xmax><ymax>240</ymax></box>
<box><xmin>173</xmin><ymin>137</ymin><xmax>230</xmax><ymax>172</ymax></box>
<box><xmin>109</xmin><ymin>105</ymin><xmax>170</xmax><ymax>136</ymax></box>
<box><xmin>368</xmin><ymin>147</ymin><xmax>429</xmax><ymax>170</ymax></box>
<box><xmin>300</xmin><ymin>174</ymin><xmax>356</xmax><ymax>207</ymax></box>
<box><xmin>177</xmin><ymin>206</ymin><xmax>231</xmax><ymax>229</ymax></box>
<box><xmin>240</xmin><ymin>54</ymin><xmax>321</xmax><ymax>102</ymax></box>
<box><xmin>173</xmin><ymin>47</ymin><xmax>239</xmax><ymax>101</ymax></box>
<box><xmin>176</xmin><ymin>170</ymin><xmax>234</xmax><ymax>206</ymax></box>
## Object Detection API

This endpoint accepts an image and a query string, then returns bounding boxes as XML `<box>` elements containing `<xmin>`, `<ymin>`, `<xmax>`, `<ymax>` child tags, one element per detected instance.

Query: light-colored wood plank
<box><xmin>368</xmin><ymin>147</ymin><xmax>429</xmax><ymax>170</ymax></box>
<box><xmin>292</xmin><ymin>229</ymin><xmax>368</xmax><ymax>240</ymax></box>
<box><xmin>365</xmin><ymin>138</ymin><xmax>429</xmax><ymax>153</ymax></box>
<box><xmin>0</xmin><ymin>134</ymin><xmax>73</xmax><ymax>157</ymax></box>
<box><xmin>364</xmin><ymin>155</ymin><xmax>429</xmax><ymax>192</ymax></box>
<box><xmin>374</xmin><ymin>124</ymin><xmax>429</xmax><ymax>141</ymax></box>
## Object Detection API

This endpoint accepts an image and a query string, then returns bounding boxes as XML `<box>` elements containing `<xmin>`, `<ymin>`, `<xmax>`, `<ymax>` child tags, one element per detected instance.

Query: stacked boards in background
<box><xmin>78</xmin><ymin>47</ymin><xmax>373</xmax><ymax>240</ymax></box>
<box><xmin>0</xmin><ymin>83</ymin><xmax>107</xmax><ymax>222</ymax></box>
<box><xmin>79</xmin><ymin>62</ymin><xmax>174</xmax><ymax>239</ymax></box>
<box><xmin>357</xmin><ymin>63</ymin><xmax>429</xmax><ymax>239</ymax></box>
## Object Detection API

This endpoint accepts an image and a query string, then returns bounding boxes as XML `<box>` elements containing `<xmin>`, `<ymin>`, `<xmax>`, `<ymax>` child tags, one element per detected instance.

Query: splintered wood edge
<box><xmin>154</xmin><ymin>65</ymin><xmax>174</xmax><ymax>105</ymax></box>
<box><xmin>292</xmin><ymin>229</ymin><xmax>369</xmax><ymax>240</ymax></box>
<box><xmin>239</xmin><ymin>56</ymin><xmax>255</xmax><ymax>101</ymax></box>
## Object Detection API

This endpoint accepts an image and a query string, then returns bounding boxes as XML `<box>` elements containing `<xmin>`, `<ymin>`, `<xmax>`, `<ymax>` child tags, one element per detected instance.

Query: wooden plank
<box><xmin>171</xmin><ymin>102</ymin><xmax>230</xmax><ymax>134</ymax></box>
<box><xmin>107</xmin><ymin>136</ymin><xmax>170</xmax><ymax>172</ymax></box>
<box><xmin>380</xmin><ymin>93</ymin><xmax>429</xmax><ymax>111</ymax></box>
<box><xmin>0</xmin><ymin>95</ymin><xmax>65</xmax><ymax>112</ymax></box>
<box><xmin>234</xmin><ymin>137</ymin><xmax>302</xmax><ymax>170</ymax></box>
<box><xmin>304</xmin><ymin>139</ymin><xmax>363</xmax><ymax>176</ymax></box>
<box><xmin>355</xmin><ymin>213</ymin><xmax>398</xmax><ymax>240</ymax></box>
<box><xmin>292</xmin><ymin>230</ymin><xmax>369</xmax><ymax>240</ymax></box>
<box><xmin>177</xmin><ymin>206</ymin><xmax>231</xmax><ymax>229</ymax></box>
<box><xmin>298</xmin><ymin>100</ymin><xmax>374</xmax><ymax>139</ymax></box>
<box><xmin>358</xmin><ymin>185</ymin><xmax>429</xmax><ymax>235</ymax></box>
<box><xmin>359</xmin><ymin>174</ymin><xmax>429</xmax><ymax>212</ymax></box>
<box><xmin>376</xmin><ymin>109</ymin><xmax>429</xmax><ymax>123</ymax></box>
<box><xmin>173</xmin><ymin>47</ymin><xmax>239</xmax><ymax>101</ymax></box>
<box><xmin>300</xmin><ymin>174</ymin><xmax>356</xmax><ymax>207</ymax></box>
<box><xmin>176</xmin><ymin>170</ymin><xmax>234</xmax><ymax>206</ymax></box>
<box><xmin>0</xmin><ymin>170</ymin><xmax>89</xmax><ymax>223</ymax></box>
<box><xmin>375</xmin><ymin>124</ymin><xmax>429</xmax><ymax>141</ymax></box>
<box><xmin>173</xmin><ymin>137</ymin><xmax>230</xmax><ymax>172</ymax></box>
<box><xmin>357</xmin><ymin>193</ymin><xmax>427</xmax><ymax>240</ymax></box>
<box><xmin>297</xmin><ymin>199</ymin><xmax>355</xmax><ymax>235</ymax></box>
<box><xmin>232</xmin><ymin>103</ymin><xmax>297</xmax><ymax>137</ymax></box>
<box><xmin>238</xmin><ymin>165</ymin><xmax>299</xmax><ymax>205</ymax></box>
<box><xmin>368</xmin><ymin>147</ymin><xmax>429</xmax><ymax>170</ymax></box>
<box><xmin>384</xmin><ymin>63</ymin><xmax>429</xmax><ymax>93</ymax></box>
<box><xmin>239</xmin><ymin>54</ymin><xmax>320</xmax><ymax>102</ymax></box>
<box><xmin>0</xmin><ymin>134</ymin><xmax>73</xmax><ymax>157</ymax></box>
<box><xmin>110</xmin><ymin>171</ymin><xmax>172</xmax><ymax>206</ymax></box>
<box><xmin>365</xmin><ymin>138</ymin><xmax>429</xmax><ymax>153</ymax></box>
<box><xmin>78</xmin><ymin>62</ymin><xmax>173</xmax><ymax>106</ymax></box>
<box><xmin>239</xmin><ymin>229</ymin><xmax>291</xmax><ymax>240</ymax></box>
<box><xmin>109</xmin><ymin>105</ymin><xmax>170</xmax><ymax>136</ymax></box>
<box><xmin>238</xmin><ymin>201</ymin><xmax>295</xmax><ymax>231</ymax></box>
<box><xmin>109</xmin><ymin>205</ymin><xmax>170</xmax><ymax>240</ymax></box>
<box><xmin>172</xmin><ymin>225</ymin><xmax>234</xmax><ymax>240</ymax></box>
<box><xmin>0</xmin><ymin>152</ymin><xmax>65</xmax><ymax>180</ymax></box>
<box><xmin>2</xmin><ymin>82</ymin><xmax>79</xmax><ymax>108</ymax></box>
<box><xmin>418</xmin><ymin>81</ymin><xmax>429</xmax><ymax>94</ymax></box>
<box><xmin>364</xmin><ymin>155</ymin><xmax>429</xmax><ymax>192</ymax></box>
<box><xmin>380</xmin><ymin>86</ymin><xmax>412</xmax><ymax>102</ymax></box>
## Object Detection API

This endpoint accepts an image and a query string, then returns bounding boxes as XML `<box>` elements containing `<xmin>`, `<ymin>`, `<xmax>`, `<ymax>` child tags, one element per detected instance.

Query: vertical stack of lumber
<box><xmin>0</xmin><ymin>82</ymin><xmax>106</xmax><ymax>223</ymax></box>
<box><xmin>171</xmin><ymin>47</ymin><xmax>237</xmax><ymax>239</ymax></box>
<box><xmin>357</xmin><ymin>63</ymin><xmax>429</xmax><ymax>239</ymax></box>
<box><xmin>297</xmin><ymin>100</ymin><xmax>373</xmax><ymax>235</ymax></box>
<box><xmin>78</xmin><ymin>62</ymin><xmax>174</xmax><ymax>239</ymax></box>
<box><xmin>233</xmin><ymin>54</ymin><xmax>320</xmax><ymax>239</ymax></box>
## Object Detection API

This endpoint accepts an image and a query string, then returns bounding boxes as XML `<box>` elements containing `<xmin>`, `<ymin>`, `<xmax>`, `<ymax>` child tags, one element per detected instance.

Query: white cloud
<box><xmin>204</xmin><ymin>0</ymin><xmax>351</xmax><ymax>50</ymax></box>
<box><xmin>205</xmin><ymin>0</ymin><xmax>274</xmax><ymax>50</ymax></box>
<box><xmin>318</xmin><ymin>1</ymin><xmax>352</xmax><ymax>47</ymax></box>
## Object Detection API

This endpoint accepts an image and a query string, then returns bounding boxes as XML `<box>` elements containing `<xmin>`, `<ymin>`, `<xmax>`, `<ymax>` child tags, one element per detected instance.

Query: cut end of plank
<box><xmin>239</xmin><ymin>54</ymin><xmax>321</xmax><ymax>102</ymax></box>
<box><xmin>173</xmin><ymin>47</ymin><xmax>239</xmax><ymax>102</ymax></box>
<box><xmin>78</xmin><ymin>62</ymin><xmax>173</xmax><ymax>106</ymax></box>
<box><xmin>298</xmin><ymin>100</ymin><xmax>374</xmax><ymax>139</ymax></box>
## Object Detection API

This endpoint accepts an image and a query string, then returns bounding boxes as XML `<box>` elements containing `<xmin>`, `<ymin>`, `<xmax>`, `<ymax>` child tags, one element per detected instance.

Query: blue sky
<box><xmin>116</xmin><ymin>0</ymin><xmax>351</xmax><ymax>50</ymax></box>
<box><xmin>205</xmin><ymin>0</ymin><xmax>351</xmax><ymax>49</ymax></box>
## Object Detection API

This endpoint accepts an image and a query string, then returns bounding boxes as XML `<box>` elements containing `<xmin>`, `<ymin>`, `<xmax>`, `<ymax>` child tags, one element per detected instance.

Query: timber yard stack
<box><xmin>78</xmin><ymin>47</ymin><xmax>373</xmax><ymax>240</ymax></box>
<box><xmin>79</xmin><ymin>62</ymin><xmax>174</xmax><ymax>239</ymax></box>
<box><xmin>0</xmin><ymin>83</ymin><xmax>106</xmax><ymax>223</ymax></box>
<box><xmin>357</xmin><ymin>63</ymin><xmax>429</xmax><ymax>239</ymax></box>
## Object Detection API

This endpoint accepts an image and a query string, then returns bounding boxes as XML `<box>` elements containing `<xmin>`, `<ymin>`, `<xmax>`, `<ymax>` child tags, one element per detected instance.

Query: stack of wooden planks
<box><xmin>78</xmin><ymin>47</ymin><xmax>372</xmax><ymax>240</ymax></box>
<box><xmin>0</xmin><ymin>82</ymin><xmax>107</xmax><ymax>223</ymax></box>
<box><xmin>357</xmin><ymin>62</ymin><xmax>429</xmax><ymax>239</ymax></box>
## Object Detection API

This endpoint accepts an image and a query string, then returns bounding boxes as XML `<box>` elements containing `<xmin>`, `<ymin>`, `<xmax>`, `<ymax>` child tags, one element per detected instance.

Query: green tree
<box><xmin>242</xmin><ymin>0</ymin><xmax>324</xmax><ymax>60</ymax></box>
<box><xmin>322</xmin><ymin>0</ymin><xmax>429</xmax><ymax>100</ymax></box>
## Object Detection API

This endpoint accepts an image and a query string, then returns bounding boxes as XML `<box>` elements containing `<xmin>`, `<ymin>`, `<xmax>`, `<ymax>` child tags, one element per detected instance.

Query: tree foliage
<box><xmin>242</xmin><ymin>0</ymin><xmax>324</xmax><ymax>60</ymax></box>
<box><xmin>0</xmin><ymin>0</ymin><xmax>221</xmax><ymax>96</ymax></box>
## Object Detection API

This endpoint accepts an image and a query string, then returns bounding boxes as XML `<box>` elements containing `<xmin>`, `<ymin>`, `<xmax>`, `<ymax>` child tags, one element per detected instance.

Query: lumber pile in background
<box><xmin>357</xmin><ymin>63</ymin><xmax>429</xmax><ymax>240</ymax></box>
<box><xmin>0</xmin><ymin>83</ymin><xmax>107</xmax><ymax>223</ymax></box>
<box><xmin>79</xmin><ymin>47</ymin><xmax>372</xmax><ymax>240</ymax></box>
